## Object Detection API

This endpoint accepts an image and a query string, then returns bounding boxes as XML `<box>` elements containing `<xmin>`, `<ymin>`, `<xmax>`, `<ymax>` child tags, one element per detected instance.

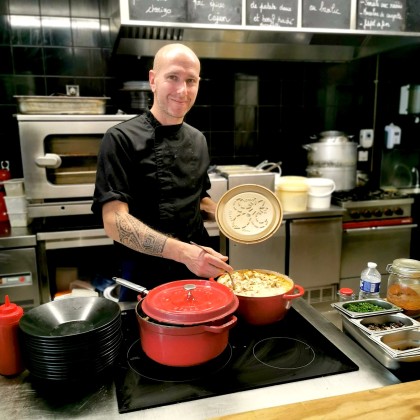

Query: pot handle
<box><xmin>302</xmin><ymin>144</ymin><xmax>317</xmax><ymax>151</ymax></box>
<box><xmin>282</xmin><ymin>284</ymin><xmax>305</xmax><ymax>301</ymax></box>
<box><xmin>306</xmin><ymin>167</ymin><xmax>321</xmax><ymax>177</ymax></box>
<box><xmin>113</xmin><ymin>277</ymin><xmax>149</xmax><ymax>296</ymax></box>
<box><xmin>202</xmin><ymin>315</ymin><xmax>238</xmax><ymax>334</ymax></box>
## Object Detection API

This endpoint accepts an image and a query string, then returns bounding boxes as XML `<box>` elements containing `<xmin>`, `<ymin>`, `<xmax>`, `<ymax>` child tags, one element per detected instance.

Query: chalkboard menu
<box><xmin>357</xmin><ymin>0</ymin><xmax>406</xmax><ymax>31</ymax></box>
<box><xmin>188</xmin><ymin>0</ymin><xmax>242</xmax><ymax>25</ymax></box>
<box><xmin>246</xmin><ymin>0</ymin><xmax>298</xmax><ymax>27</ymax></box>
<box><xmin>406</xmin><ymin>0</ymin><xmax>420</xmax><ymax>32</ymax></box>
<box><xmin>128</xmin><ymin>0</ymin><xmax>241</xmax><ymax>25</ymax></box>
<box><xmin>302</xmin><ymin>0</ymin><xmax>351</xmax><ymax>29</ymax></box>
<box><xmin>124</xmin><ymin>0</ymin><xmax>418</xmax><ymax>34</ymax></box>
<box><xmin>128</xmin><ymin>0</ymin><xmax>187</xmax><ymax>22</ymax></box>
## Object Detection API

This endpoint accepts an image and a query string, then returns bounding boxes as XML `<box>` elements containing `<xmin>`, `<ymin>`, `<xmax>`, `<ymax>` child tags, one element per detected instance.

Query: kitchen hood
<box><xmin>114</xmin><ymin>24</ymin><xmax>420</xmax><ymax>62</ymax></box>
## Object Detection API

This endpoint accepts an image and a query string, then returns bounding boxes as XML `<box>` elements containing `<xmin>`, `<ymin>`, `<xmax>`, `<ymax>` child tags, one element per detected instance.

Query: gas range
<box><xmin>113</xmin><ymin>307</ymin><xmax>358</xmax><ymax>414</ymax></box>
<box><xmin>332</xmin><ymin>188</ymin><xmax>414</xmax><ymax>223</ymax></box>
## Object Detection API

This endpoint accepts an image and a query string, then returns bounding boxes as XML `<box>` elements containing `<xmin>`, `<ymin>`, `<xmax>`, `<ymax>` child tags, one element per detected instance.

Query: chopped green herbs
<box><xmin>344</xmin><ymin>301</ymin><xmax>385</xmax><ymax>313</ymax></box>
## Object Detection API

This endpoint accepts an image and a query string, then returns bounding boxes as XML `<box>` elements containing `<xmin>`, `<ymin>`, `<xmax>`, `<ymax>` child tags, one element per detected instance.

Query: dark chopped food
<box><xmin>365</xmin><ymin>321</ymin><xmax>405</xmax><ymax>331</ymax></box>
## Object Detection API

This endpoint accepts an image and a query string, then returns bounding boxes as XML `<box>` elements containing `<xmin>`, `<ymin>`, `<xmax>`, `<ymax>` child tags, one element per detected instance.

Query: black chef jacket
<box><xmin>92</xmin><ymin>112</ymin><xmax>213</xmax><ymax>299</ymax></box>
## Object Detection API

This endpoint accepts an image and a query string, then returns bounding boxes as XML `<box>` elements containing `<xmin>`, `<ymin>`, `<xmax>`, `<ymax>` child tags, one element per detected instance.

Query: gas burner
<box><xmin>333</xmin><ymin>187</ymin><xmax>408</xmax><ymax>203</ymax></box>
<box><xmin>332</xmin><ymin>187</ymin><xmax>414</xmax><ymax>222</ymax></box>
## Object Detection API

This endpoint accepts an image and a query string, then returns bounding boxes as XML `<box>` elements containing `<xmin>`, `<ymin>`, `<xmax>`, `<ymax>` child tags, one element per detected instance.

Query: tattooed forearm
<box><xmin>115</xmin><ymin>211</ymin><xmax>167</xmax><ymax>256</ymax></box>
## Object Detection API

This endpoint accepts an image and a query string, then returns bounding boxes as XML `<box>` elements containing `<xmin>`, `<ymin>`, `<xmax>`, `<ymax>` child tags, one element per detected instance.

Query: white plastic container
<box><xmin>275</xmin><ymin>177</ymin><xmax>308</xmax><ymax>212</ymax></box>
<box><xmin>4</xmin><ymin>196</ymin><xmax>27</xmax><ymax>213</ymax></box>
<box><xmin>359</xmin><ymin>262</ymin><xmax>382</xmax><ymax>299</ymax></box>
<box><xmin>306</xmin><ymin>177</ymin><xmax>335</xmax><ymax>209</ymax></box>
<box><xmin>385</xmin><ymin>123</ymin><xmax>401</xmax><ymax>149</ymax></box>
<box><xmin>8</xmin><ymin>212</ymin><xmax>31</xmax><ymax>227</ymax></box>
<box><xmin>3</xmin><ymin>178</ymin><xmax>24</xmax><ymax>196</ymax></box>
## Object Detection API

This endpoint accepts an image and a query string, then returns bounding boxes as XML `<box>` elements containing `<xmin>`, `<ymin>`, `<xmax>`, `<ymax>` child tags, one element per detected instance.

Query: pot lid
<box><xmin>215</xmin><ymin>184</ymin><xmax>283</xmax><ymax>244</ymax></box>
<box><xmin>317</xmin><ymin>130</ymin><xmax>351</xmax><ymax>143</ymax></box>
<box><xmin>141</xmin><ymin>280</ymin><xmax>239</xmax><ymax>325</ymax></box>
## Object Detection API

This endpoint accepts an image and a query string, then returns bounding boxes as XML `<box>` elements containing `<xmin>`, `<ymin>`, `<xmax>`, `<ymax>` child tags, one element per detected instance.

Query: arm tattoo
<box><xmin>115</xmin><ymin>211</ymin><xmax>167</xmax><ymax>257</ymax></box>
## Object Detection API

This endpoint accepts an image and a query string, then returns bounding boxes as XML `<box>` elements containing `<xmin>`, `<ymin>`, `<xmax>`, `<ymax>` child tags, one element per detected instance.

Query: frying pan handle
<box><xmin>202</xmin><ymin>316</ymin><xmax>238</xmax><ymax>334</ymax></box>
<box><xmin>283</xmin><ymin>284</ymin><xmax>305</xmax><ymax>300</ymax></box>
<box><xmin>113</xmin><ymin>277</ymin><xmax>149</xmax><ymax>296</ymax></box>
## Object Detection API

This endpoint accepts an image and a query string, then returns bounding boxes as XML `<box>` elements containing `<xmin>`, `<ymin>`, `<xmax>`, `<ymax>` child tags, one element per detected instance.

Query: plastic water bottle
<box><xmin>359</xmin><ymin>262</ymin><xmax>381</xmax><ymax>300</ymax></box>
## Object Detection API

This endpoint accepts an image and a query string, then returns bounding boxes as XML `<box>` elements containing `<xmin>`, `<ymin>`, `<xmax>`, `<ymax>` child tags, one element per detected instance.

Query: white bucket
<box><xmin>306</xmin><ymin>178</ymin><xmax>335</xmax><ymax>209</ymax></box>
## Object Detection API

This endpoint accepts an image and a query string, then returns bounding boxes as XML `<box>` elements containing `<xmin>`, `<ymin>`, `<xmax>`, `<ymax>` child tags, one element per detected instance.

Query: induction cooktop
<box><xmin>114</xmin><ymin>307</ymin><xmax>359</xmax><ymax>414</ymax></box>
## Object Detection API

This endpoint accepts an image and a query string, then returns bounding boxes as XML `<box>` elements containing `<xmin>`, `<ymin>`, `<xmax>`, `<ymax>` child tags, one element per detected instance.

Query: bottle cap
<box><xmin>339</xmin><ymin>287</ymin><xmax>354</xmax><ymax>296</ymax></box>
<box><xmin>0</xmin><ymin>295</ymin><xmax>24</xmax><ymax>326</ymax></box>
<box><xmin>368</xmin><ymin>262</ymin><xmax>377</xmax><ymax>268</ymax></box>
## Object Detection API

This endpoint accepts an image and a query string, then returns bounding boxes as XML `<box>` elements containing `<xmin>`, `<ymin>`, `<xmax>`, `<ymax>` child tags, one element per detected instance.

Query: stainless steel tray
<box><xmin>370</xmin><ymin>328</ymin><xmax>420</xmax><ymax>358</ymax></box>
<box><xmin>342</xmin><ymin>316</ymin><xmax>420</xmax><ymax>369</ymax></box>
<box><xmin>345</xmin><ymin>312</ymin><xmax>420</xmax><ymax>336</ymax></box>
<box><xmin>14</xmin><ymin>95</ymin><xmax>109</xmax><ymax>114</ymax></box>
<box><xmin>332</xmin><ymin>298</ymin><xmax>402</xmax><ymax>318</ymax></box>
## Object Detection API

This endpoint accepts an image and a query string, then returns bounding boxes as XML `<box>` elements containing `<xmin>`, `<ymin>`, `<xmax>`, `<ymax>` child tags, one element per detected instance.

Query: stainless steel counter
<box><xmin>0</xmin><ymin>225</ymin><xmax>36</xmax><ymax>248</ymax></box>
<box><xmin>0</xmin><ymin>299</ymin><xmax>400</xmax><ymax>420</ymax></box>
<box><xmin>282</xmin><ymin>205</ymin><xmax>346</xmax><ymax>219</ymax></box>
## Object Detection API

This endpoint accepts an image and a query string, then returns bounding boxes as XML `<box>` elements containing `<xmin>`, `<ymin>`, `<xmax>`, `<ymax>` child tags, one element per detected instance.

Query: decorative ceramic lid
<box><xmin>215</xmin><ymin>184</ymin><xmax>283</xmax><ymax>244</ymax></box>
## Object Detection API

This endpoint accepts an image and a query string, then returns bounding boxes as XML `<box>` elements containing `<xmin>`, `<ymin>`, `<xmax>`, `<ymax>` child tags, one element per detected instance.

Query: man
<box><xmin>92</xmin><ymin>43</ymin><xmax>232</xmax><ymax>300</ymax></box>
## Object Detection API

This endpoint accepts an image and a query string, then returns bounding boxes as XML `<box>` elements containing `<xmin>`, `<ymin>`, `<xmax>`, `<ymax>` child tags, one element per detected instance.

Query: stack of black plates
<box><xmin>19</xmin><ymin>297</ymin><xmax>122</xmax><ymax>382</ymax></box>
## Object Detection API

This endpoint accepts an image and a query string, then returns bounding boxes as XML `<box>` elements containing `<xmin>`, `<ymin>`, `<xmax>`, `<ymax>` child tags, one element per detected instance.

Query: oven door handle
<box><xmin>35</xmin><ymin>153</ymin><xmax>62</xmax><ymax>168</ymax></box>
<box><xmin>343</xmin><ymin>223</ymin><xmax>418</xmax><ymax>233</ymax></box>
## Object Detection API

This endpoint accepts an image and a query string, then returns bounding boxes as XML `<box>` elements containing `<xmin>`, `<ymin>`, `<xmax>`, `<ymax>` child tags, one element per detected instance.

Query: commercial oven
<box><xmin>334</xmin><ymin>190</ymin><xmax>417</xmax><ymax>296</ymax></box>
<box><xmin>15</xmin><ymin>114</ymin><xmax>140</xmax><ymax>302</ymax></box>
<box><xmin>16</xmin><ymin>114</ymin><xmax>136</xmax><ymax>218</ymax></box>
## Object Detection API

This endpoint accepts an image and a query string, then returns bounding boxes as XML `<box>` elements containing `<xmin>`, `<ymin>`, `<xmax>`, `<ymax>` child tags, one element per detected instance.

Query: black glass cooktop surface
<box><xmin>114</xmin><ymin>307</ymin><xmax>359</xmax><ymax>414</ymax></box>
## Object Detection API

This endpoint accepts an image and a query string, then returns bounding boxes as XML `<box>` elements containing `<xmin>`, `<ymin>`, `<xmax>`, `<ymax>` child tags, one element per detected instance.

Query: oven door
<box><xmin>17</xmin><ymin>115</ymin><xmax>135</xmax><ymax>202</ymax></box>
<box><xmin>340</xmin><ymin>221</ymin><xmax>418</xmax><ymax>295</ymax></box>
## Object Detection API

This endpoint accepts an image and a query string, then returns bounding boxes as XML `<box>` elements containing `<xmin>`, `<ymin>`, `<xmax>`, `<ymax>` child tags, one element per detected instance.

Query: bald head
<box><xmin>153</xmin><ymin>43</ymin><xmax>201</xmax><ymax>75</ymax></box>
<box><xmin>149</xmin><ymin>43</ymin><xmax>201</xmax><ymax>125</ymax></box>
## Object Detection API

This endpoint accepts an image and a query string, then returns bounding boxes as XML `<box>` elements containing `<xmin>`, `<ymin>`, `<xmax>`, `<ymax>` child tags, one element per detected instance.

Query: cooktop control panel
<box><xmin>343</xmin><ymin>202</ymin><xmax>412</xmax><ymax>222</ymax></box>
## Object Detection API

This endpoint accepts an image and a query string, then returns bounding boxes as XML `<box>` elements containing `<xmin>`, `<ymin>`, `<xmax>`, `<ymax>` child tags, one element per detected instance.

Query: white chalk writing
<box><xmin>145</xmin><ymin>5</ymin><xmax>172</xmax><ymax>18</ymax></box>
<box><xmin>309</xmin><ymin>1</ymin><xmax>341</xmax><ymax>15</ymax></box>
<box><xmin>358</xmin><ymin>0</ymin><xmax>405</xmax><ymax>30</ymax></box>
<box><xmin>248</xmin><ymin>1</ymin><xmax>297</xmax><ymax>27</ymax></box>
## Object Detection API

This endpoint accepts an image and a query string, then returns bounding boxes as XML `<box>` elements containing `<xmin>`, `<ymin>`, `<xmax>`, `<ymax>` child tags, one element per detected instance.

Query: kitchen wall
<box><xmin>375</xmin><ymin>46</ymin><xmax>420</xmax><ymax>188</ymax></box>
<box><xmin>1</xmin><ymin>0</ymin><xmax>419</xmax><ymax>184</ymax></box>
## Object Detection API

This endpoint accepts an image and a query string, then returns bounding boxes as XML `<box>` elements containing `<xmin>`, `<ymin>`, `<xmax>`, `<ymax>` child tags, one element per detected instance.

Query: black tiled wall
<box><xmin>0</xmin><ymin>0</ymin><xmax>380</xmax><ymax>179</ymax></box>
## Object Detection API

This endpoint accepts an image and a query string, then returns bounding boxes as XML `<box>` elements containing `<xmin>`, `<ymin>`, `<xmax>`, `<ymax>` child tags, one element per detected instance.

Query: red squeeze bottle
<box><xmin>0</xmin><ymin>295</ymin><xmax>24</xmax><ymax>376</ymax></box>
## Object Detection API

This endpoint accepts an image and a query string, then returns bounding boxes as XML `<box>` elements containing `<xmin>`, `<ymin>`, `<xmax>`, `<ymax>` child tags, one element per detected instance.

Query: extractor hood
<box><xmin>114</xmin><ymin>24</ymin><xmax>420</xmax><ymax>62</ymax></box>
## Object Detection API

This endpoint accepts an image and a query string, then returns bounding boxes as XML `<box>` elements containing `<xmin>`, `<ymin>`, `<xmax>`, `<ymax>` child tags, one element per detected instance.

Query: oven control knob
<box><xmin>363</xmin><ymin>210</ymin><xmax>372</xmax><ymax>218</ymax></box>
<box><xmin>384</xmin><ymin>208</ymin><xmax>393</xmax><ymax>216</ymax></box>
<box><xmin>394</xmin><ymin>207</ymin><xmax>404</xmax><ymax>216</ymax></box>
<box><xmin>373</xmin><ymin>209</ymin><xmax>383</xmax><ymax>217</ymax></box>
<box><xmin>349</xmin><ymin>210</ymin><xmax>360</xmax><ymax>219</ymax></box>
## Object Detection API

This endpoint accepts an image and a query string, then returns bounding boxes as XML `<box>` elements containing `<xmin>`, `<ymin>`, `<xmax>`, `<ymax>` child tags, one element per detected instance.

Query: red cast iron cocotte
<box><xmin>115</xmin><ymin>278</ymin><xmax>239</xmax><ymax>367</ymax></box>
<box><xmin>216</xmin><ymin>269</ymin><xmax>305</xmax><ymax>326</ymax></box>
